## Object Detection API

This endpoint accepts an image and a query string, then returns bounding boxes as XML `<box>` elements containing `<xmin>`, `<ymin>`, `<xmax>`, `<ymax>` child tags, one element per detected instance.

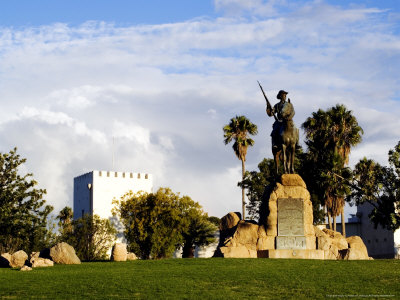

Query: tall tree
<box><xmin>302</xmin><ymin>104</ymin><xmax>363</xmax><ymax>234</ymax></box>
<box><xmin>56</xmin><ymin>208</ymin><xmax>117</xmax><ymax>261</ymax></box>
<box><xmin>71</xmin><ymin>214</ymin><xmax>117</xmax><ymax>261</ymax></box>
<box><xmin>223</xmin><ymin>115</ymin><xmax>258</xmax><ymax>220</ymax></box>
<box><xmin>113</xmin><ymin>187</ymin><xmax>215</xmax><ymax>259</ymax></box>
<box><xmin>0</xmin><ymin>148</ymin><xmax>53</xmax><ymax>253</ymax></box>
<box><xmin>350</xmin><ymin>142</ymin><xmax>400</xmax><ymax>231</ymax></box>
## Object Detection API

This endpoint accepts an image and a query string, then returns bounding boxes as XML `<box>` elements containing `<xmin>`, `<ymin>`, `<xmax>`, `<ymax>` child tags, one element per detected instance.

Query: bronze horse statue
<box><xmin>272</xmin><ymin>101</ymin><xmax>299</xmax><ymax>174</ymax></box>
<box><xmin>258</xmin><ymin>83</ymin><xmax>299</xmax><ymax>175</ymax></box>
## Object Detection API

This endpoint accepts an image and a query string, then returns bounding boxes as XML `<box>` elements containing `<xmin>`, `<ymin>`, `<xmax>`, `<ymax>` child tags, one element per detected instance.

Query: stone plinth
<box><xmin>262</xmin><ymin>249</ymin><xmax>324</xmax><ymax>259</ymax></box>
<box><xmin>266</xmin><ymin>174</ymin><xmax>315</xmax><ymax>250</ymax></box>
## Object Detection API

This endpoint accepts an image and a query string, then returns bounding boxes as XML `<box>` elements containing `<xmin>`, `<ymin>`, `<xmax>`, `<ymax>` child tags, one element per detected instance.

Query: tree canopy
<box><xmin>350</xmin><ymin>142</ymin><xmax>400</xmax><ymax>231</ymax></box>
<box><xmin>113</xmin><ymin>187</ymin><xmax>216</xmax><ymax>259</ymax></box>
<box><xmin>0</xmin><ymin>148</ymin><xmax>53</xmax><ymax>253</ymax></box>
<box><xmin>301</xmin><ymin>104</ymin><xmax>363</xmax><ymax>232</ymax></box>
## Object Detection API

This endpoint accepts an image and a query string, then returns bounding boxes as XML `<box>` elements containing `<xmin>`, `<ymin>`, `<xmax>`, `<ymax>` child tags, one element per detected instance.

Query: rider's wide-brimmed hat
<box><xmin>276</xmin><ymin>90</ymin><xmax>288</xmax><ymax>99</ymax></box>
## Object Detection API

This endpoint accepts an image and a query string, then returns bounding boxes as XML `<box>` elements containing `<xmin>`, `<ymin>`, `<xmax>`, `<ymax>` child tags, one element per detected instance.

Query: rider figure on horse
<box><xmin>266</xmin><ymin>90</ymin><xmax>294</xmax><ymax>151</ymax></box>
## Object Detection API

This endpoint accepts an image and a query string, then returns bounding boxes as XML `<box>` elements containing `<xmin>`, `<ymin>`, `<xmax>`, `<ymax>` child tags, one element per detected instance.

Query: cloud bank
<box><xmin>0</xmin><ymin>1</ymin><xmax>399</xmax><ymax>217</ymax></box>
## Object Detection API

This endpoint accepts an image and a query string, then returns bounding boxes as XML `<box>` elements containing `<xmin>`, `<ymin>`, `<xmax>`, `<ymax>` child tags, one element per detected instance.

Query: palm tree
<box><xmin>328</xmin><ymin>105</ymin><xmax>363</xmax><ymax>236</ymax></box>
<box><xmin>302</xmin><ymin>104</ymin><xmax>363</xmax><ymax>235</ymax></box>
<box><xmin>223</xmin><ymin>115</ymin><xmax>258</xmax><ymax>220</ymax></box>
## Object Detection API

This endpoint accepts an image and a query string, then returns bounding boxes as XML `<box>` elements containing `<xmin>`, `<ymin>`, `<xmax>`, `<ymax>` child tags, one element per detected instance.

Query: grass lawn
<box><xmin>0</xmin><ymin>258</ymin><xmax>399</xmax><ymax>299</ymax></box>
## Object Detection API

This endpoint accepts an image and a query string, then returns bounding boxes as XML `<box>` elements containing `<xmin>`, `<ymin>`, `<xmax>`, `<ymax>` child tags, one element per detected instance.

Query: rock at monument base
<box><xmin>111</xmin><ymin>243</ymin><xmax>127</xmax><ymax>261</ymax></box>
<box><xmin>219</xmin><ymin>246</ymin><xmax>257</xmax><ymax>258</ymax></box>
<box><xmin>231</xmin><ymin>221</ymin><xmax>258</xmax><ymax>249</ymax></box>
<box><xmin>50</xmin><ymin>242</ymin><xmax>81</xmax><ymax>264</ymax></box>
<box><xmin>126</xmin><ymin>252</ymin><xmax>137</xmax><ymax>261</ymax></box>
<box><xmin>220</xmin><ymin>212</ymin><xmax>240</xmax><ymax>231</ymax></box>
<box><xmin>10</xmin><ymin>250</ymin><xmax>28</xmax><ymax>268</ymax></box>
<box><xmin>324</xmin><ymin>244</ymin><xmax>339</xmax><ymax>260</ymax></box>
<box><xmin>322</xmin><ymin>229</ymin><xmax>348</xmax><ymax>250</ymax></box>
<box><xmin>256</xmin><ymin>236</ymin><xmax>275</xmax><ymax>250</ymax></box>
<box><xmin>0</xmin><ymin>253</ymin><xmax>11</xmax><ymax>268</ymax></box>
<box><xmin>20</xmin><ymin>265</ymin><xmax>32</xmax><ymax>271</ymax></box>
<box><xmin>314</xmin><ymin>226</ymin><xmax>332</xmax><ymax>251</ymax></box>
<box><xmin>266</xmin><ymin>249</ymin><xmax>324</xmax><ymax>259</ymax></box>
<box><xmin>343</xmin><ymin>236</ymin><xmax>370</xmax><ymax>260</ymax></box>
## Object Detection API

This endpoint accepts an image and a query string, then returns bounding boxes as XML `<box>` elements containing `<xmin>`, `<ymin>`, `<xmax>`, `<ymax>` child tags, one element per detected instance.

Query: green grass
<box><xmin>0</xmin><ymin>259</ymin><xmax>399</xmax><ymax>299</ymax></box>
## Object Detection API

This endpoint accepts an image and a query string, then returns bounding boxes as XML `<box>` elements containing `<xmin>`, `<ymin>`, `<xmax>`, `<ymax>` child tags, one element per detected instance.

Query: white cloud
<box><xmin>19</xmin><ymin>107</ymin><xmax>108</xmax><ymax>144</ymax></box>
<box><xmin>112</xmin><ymin>121</ymin><xmax>150</xmax><ymax>149</ymax></box>
<box><xmin>0</xmin><ymin>1</ymin><xmax>399</xmax><ymax>218</ymax></box>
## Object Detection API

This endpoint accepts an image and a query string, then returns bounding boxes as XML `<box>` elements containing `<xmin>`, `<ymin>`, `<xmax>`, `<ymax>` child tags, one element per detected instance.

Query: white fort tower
<box><xmin>73</xmin><ymin>170</ymin><xmax>153</xmax><ymax>221</ymax></box>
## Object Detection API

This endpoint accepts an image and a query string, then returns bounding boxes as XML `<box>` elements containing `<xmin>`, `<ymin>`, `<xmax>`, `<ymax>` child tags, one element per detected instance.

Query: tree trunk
<box><xmin>182</xmin><ymin>243</ymin><xmax>194</xmax><ymax>258</ymax></box>
<box><xmin>341</xmin><ymin>211</ymin><xmax>346</xmax><ymax>237</ymax></box>
<box><xmin>241</xmin><ymin>158</ymin><xmax>246</xmax><ymax>220</ymax></box>
<box><xmin>333</xmin><ymin>215</ymin><xmax>336</xmax><ymax>232</ymax></box>
<box><xmin>327</xmin><ymin>207</ymin><xmax>332</xmax><ymax>230</ymax></box>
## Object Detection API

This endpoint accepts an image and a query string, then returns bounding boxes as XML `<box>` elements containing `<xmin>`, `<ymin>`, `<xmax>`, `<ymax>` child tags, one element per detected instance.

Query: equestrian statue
<box><xmin>258</xmin><ymin>82</ymin><xmax>299</xmax><ymax>175</ymax></box>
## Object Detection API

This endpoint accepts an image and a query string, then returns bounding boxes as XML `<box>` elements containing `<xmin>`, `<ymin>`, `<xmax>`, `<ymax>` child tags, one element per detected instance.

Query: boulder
<box><xmin>10</xmin><ymin>250</ymin><xmax>28</xmax><ymax>268</ymax></box>
<box><xmin>314</xmin><ymin>226</ymin><xmax>332</xmax><ymax>251</ymax></box>
<box><xmin>20</xmin><ymin>265</ymin><xmax>32</xmax><ymax>271</ymax></box>
<box><xmin>0</xmin><ymin>253</ymin><xmax>11</xmax><ymax>268</ymax></box>
<box><xmin>126</xmin><ymin>252</ymin><xmax>137</xmax><ymax>261</ymax></box>
<box><xmin>344</xmin><ymin>236</ymin><xmax>370</xmax><ymax>260</ymax></box>
<box><xmin>50</xmin><ymin>242</ymin><xmax>81</xmax><ymax>264</ymax></box>
<box><xmin>324</xmin><ymin>244</ymin><xmax>339</xmax><ymax>260</ymax></box>
<box><xmin>219</xmin><ymin>246</ymin><xmax>257</xmax><ymax>258</ymax></box>
<box><xmin>322</xmin><ymin>229</ymin><xmax>348</xmax><ymax>250</ymax></box>
<box><xmin>31</xmin><ymin>257</ymin><xmax>54</xmax><ymax>268</ymax></box>
<box><xmin>256</xmin><ymin>236</ymin><xmax>275</xmax><ymax>250</ymax></box>
<box><xmin>281</xmin><ymin>174</ymin><xmax>307</xmax><ymax>188</ymax></box>
<box><xmin>220</xmin><ymin>212</ymin><xmax>241</xmax><ymax>231</ymax></box>
<box><xmin>111</xmin><ymin>243</ymin><xmax>127</xmax><ymax>261</ymax></box>
<box><xmin>232</xmin><ymin>221</ymin><xmax>259</xmax><ymax>248</ymax></box>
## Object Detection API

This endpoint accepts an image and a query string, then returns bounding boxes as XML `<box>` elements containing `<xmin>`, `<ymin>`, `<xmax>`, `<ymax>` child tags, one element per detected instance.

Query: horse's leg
<box><xmin>274</xmin><ymin>150</ymin><xmax>279</xmax><ymax>176</ymax></box>
<box><xmin>282</xmin><ymin>144</ymin><xmax>287</xmax><ymax>174</ymax></box>
<box><xmin>289</xmin><ymin>144</ymin><xmax>295</xmax><ymax>173</ymax></box>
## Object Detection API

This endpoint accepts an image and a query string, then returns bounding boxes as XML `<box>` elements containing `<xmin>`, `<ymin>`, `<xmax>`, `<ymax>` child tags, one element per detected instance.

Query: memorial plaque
<box><xmin>276</xmin><ymin>236</ymin><xmax>306</xmax><ymax>249</ymax></box>
<box><xmin>277</xmin><ymin>198</ymin><xmax>304</xmax><ymax>236</ymax></box>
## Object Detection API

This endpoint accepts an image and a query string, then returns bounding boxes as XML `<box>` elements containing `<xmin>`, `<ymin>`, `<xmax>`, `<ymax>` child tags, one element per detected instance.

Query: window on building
<box><xmin>145</xmin><ymin>174</ymin><xmax>148</xmax><ymax>179</ymax></box>
<box><xmin>99</xmin><ymin>171</ymin><xmax>102</xmax><ymax>176</ymax></box>
<box><xmin>130</xmin><ymin>173</ymin><xmax>133</xmax><ymax>178</ymax></box>
<box><xmin>122</xmin><ymin>173</ymin><xmax>125</xmax><ymax>178</ymax></box>
<box><xmin>82</xmin><ymin>209</ymin><xmax>84</xmax><ymax>218</ymax></box>
<box><xmin>107</xmin><ymin>171</ymin><xmax>110</xmax><ymax>177</ymax></box>
<box><xmin>115</xmin><ymin>172</ymin><xmax>118</xmax><ymax>177</ymax></box>
<box><xmin>138</xmin><ymin>173</ymin><xmax>141</xmax><ymax>179</ymax></box>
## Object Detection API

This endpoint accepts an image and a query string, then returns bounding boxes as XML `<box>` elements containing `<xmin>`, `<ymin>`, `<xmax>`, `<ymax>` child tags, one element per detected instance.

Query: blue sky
<box><xmin>0</xmin><ymin>0</ymin><xmax>400</xmax><ymax>220</ymax></box>
<box><xmin>0</xmin><ymin>0</ymin><xmax>216</xmax><ymax>27</ymax></box>
<box><xmin>1</xmin><ymin>0</ymin><xmax>399</xmax><ymax>28</ymax></box>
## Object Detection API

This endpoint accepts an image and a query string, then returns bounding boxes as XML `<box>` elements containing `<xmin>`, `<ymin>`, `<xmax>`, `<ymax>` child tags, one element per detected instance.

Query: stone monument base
<box><xmin>214</xmin><ymin>175</ymin><xmax>372</xmax><ymax>260</ymax></box>
<box><xmin>257</xmin><ymin>249</ymin><xmax>324</xmax><ymax>259</ymax></box>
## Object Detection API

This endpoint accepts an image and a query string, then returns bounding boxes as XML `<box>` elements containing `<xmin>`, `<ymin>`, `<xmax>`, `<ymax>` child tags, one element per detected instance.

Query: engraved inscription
<box><xmin>276</xmin><ymin>236</ymin><xmax>306</xmax><ymax>250</ymax></box>
<box><xmin>277</xmin><ymin>198</ymin><xmax>304</xmax><ymax>236</ymax></box>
